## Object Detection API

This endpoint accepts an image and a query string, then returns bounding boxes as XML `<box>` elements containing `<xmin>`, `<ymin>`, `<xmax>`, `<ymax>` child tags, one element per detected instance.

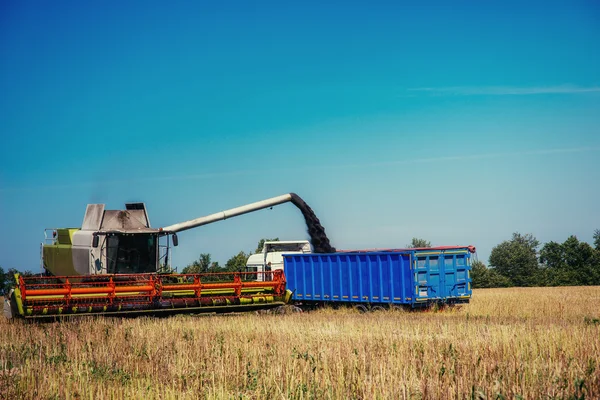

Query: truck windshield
<box><xmin>266</xmin><ymin>243</ymin><xmax>307</xmax><ymax>252</ymax></box>
<box><xmin>245</xmin><ymin>265</ymin><xmax>260</xmax><ymax>281</ymax></box>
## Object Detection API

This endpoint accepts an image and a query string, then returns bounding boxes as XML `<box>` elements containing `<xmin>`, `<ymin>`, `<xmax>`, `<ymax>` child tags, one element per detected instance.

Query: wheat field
<box><xmin>1</xmin><ymin>287</ymin><xmax>599</xmax><ymax>399</ymax></box>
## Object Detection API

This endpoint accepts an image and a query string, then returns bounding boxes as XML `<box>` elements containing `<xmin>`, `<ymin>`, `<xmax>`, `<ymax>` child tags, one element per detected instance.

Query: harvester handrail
<box><xmin>43</xmin><ymin>228</ymin><xmax>60</xmax><ymax>245</ymax></box>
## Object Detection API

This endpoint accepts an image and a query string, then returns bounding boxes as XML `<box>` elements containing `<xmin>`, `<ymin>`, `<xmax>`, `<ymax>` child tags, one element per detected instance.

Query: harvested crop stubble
<box><xmin>1</xmin><ymin>286</ymin><xmax>599</xmax><ymax>399</ymax></box>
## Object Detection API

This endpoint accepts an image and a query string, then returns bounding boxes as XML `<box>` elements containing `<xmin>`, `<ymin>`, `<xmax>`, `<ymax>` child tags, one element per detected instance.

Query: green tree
<box><xmin>224</xmin><ymin>251</ymin><xmax>250</xmax><ymax>272</ymax></box>
<box><xmin>255</xmin><ymin>238</ymin><xmax>279</xmax><ymax>254</ymax></box>
<box><xmin>489</xmin><ymin>233</ymin><xmax>540</xmax><ymax>287</ymax></box>
<box><xmin>182</xmin><ymin>253</ymin><xmax>212</xmax><ymax>274</ymax></box>
<box><xmin>407</xmin><ymin>238</ymin><xmax>431</xmax><ymax>248</ymax></box>
<box><xmin>0</xmin><ymin>266</ymin><xmax>8</xmax><ymax>296</ymax></box>
<box><xmin>594</xmin><ymin>229</ymin><xmax>600</xmax><ymax>250</ymax></box>
<box><xmin>0</xmin><ymin>267</ymin><xmax>32</xmax><ymax>295</ymax></box>
<box><xmin>470</xmin><ymin>260</ymin><xmax>512</xmax><ymax>288</ymax></box>
<box><xmin>539</xmin><ymin>235</ymin><xmax>600</xmax><ymax>286</ymax></box>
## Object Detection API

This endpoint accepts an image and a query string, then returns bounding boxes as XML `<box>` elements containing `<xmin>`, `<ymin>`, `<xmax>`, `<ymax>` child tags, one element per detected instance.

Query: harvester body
<box><xmin>7</xmin><ymin>194</ymin><xmax>314</xmax><ymax>320</ymax></box>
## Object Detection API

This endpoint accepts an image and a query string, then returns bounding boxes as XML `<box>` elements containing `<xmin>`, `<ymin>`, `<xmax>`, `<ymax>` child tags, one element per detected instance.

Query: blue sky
<box><xmin>1</xmin><ymin>0</ymin><xmax>599</xmax><ymax>271</ymax></box>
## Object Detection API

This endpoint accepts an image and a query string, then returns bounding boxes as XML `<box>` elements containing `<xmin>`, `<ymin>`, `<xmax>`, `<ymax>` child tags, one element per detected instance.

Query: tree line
<box><xmin>0</xmin><ymin>267</ymin><xmax>34</xmax><ymax>296</ymax></box>
<box><xmin>471</xmin><ymin>230</ymin><xmax>600</xmax><ymax>288</ymax></box>
<box><xmin>178</xmin><ymin>238</ymin><xmax>279</xmax><ymax>275</ymax></box>
<box><xmin>2</xmin><ymin>232</ymin><xmax>600</xmax><ymax>295</ymax></box>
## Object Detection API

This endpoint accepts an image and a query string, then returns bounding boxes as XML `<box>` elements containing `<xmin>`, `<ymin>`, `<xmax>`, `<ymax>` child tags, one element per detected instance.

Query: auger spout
<box><xmin>162</xmin><ymin>194</ymin><xmax>294</xmax><ymax>233</ymax></box>
<box><xmin>161</xmin><ymin>193</ymin><xmax>336</xmax><ymax>253</ymax></box>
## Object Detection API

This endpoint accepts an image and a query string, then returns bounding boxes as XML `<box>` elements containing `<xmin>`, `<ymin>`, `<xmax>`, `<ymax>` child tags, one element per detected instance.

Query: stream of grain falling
<box><xmin>289</xmin><ymin>193</ymin><xmax>336</xmax><ymax>253</ymax></box>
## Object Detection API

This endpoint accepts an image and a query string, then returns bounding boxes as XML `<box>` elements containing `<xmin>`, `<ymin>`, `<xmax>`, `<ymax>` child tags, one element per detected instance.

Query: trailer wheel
<box><xmin>272</xmin><ymin>305</ymin><xmax>303</xmax><ymax>314</ymax></box>
<box><xmin>353</xmin><ymin>304</ymin><xmax>368</xmax><ymax>313</ymax></box>
<box><xmin>371</xmin><ymin>305</ymin><xmax>386</xmax><ymax>312</ymax></box>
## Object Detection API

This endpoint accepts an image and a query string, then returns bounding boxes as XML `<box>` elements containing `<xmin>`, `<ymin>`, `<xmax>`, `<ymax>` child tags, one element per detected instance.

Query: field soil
<box><xmin>1</xmin><ymin>286</ymin><xmax>599</xmax><ymax>399</ymax></box>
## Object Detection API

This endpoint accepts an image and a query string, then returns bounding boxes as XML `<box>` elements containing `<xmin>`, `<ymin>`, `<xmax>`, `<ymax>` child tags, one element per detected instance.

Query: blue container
<box><xmin>284</xmin><ymin>247</ymin><xmax>472</xmax><ymax>307</ymax></box>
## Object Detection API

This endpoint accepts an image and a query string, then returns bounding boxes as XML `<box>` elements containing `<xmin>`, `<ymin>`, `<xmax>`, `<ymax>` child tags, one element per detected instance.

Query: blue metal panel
<box><xmin>411</xmin><ymin>249</ymin><xmax>472</xmax><ymax>303</ymax></box>
<box><xmin>286</xmin><ymin>252</ymin><xmax>412</xmax><ymax>305</ymax></box>
<box><xmin>284</xmin><ymin>249</ymin><xmax>472</xmax><ymax>306</ymax></box>
<box><xmin>444</xmin><ymin>255</ymin><xmax>455</xmax><ymax>297</ymax></box>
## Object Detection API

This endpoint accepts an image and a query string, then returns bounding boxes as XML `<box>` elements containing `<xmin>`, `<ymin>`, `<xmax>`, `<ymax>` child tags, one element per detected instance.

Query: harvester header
<box><xmin>7</xmin><ymin>270</ymin><xmax>290</xmax><ymax>319</ymax></box>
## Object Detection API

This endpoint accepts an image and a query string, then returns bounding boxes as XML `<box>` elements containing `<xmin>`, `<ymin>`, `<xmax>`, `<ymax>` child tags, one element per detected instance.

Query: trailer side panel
<box><xmin>285</xmin><ymin>248</ymin><xmax>472</xmax><ymax>307</ymax></box>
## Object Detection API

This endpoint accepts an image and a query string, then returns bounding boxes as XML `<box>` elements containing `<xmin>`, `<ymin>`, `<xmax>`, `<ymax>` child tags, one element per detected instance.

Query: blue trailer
<box><xmin>284</xmin><ymin>246</ymin><xmax>474</xmax><ymax>308</ymax></box>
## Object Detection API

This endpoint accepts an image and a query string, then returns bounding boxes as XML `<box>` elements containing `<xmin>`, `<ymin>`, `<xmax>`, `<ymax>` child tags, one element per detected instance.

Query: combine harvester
<box><xmin>4</xmin><ymin>193</ymin><xmax>333</xmax><ymax>320</ymax></box>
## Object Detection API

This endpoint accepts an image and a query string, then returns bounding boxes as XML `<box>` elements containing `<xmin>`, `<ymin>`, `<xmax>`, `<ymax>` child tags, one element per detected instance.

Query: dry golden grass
<box><xmin>1</xmin><ymin>286</ymin><xmax>599</xmax><ymax>399</ymax></box>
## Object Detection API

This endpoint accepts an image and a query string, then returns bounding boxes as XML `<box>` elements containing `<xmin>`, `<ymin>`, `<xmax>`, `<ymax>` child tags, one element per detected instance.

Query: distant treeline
<box><xmin>472</xmin><ymin>230</ymin><xmax>600</xmax><ymax>288</ymax></box>
<box><xmin>3</xmin><ymin>232</ymin><xmax>600</xmax><ymax>296</ymax></box>
<box><xmin>0</xmin><ymin>267</ymin><xmax>34</xmax><ymax>296</ymax></box>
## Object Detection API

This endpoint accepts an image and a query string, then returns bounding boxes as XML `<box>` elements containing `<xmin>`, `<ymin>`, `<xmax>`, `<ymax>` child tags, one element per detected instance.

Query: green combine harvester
<box><xmin>4</xmin><ymin>194</ymin><xmax>321</xmax><ymax>320</ymax></box>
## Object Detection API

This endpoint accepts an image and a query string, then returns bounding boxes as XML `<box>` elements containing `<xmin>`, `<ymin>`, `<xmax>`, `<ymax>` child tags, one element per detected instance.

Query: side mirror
<box><xmin>92</xmin><ymin>235</ymin><xmax>99</xmax><ymax>248</ymax></box>
<box><xmin>172</xmin><ymin>233</ymin><xmax>178</xmax><ymax>247</ymax></box>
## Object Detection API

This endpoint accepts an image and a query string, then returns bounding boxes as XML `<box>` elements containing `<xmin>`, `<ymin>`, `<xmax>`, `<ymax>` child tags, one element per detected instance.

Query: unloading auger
<box><xmin>4</xmin><ymin>193</ymin><xmax>334</xmax><ymax>319</ymax></box>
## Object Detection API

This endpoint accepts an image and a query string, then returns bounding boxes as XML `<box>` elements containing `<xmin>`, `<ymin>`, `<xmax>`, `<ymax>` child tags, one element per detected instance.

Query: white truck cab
<box><xmin>246</xmin><ymin>240</ymin><xmax>312</xmax><ymax>281</ymax></box>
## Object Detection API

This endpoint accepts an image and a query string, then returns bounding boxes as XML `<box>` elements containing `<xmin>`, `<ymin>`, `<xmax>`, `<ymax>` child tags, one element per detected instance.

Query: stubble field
<box><xmin>1</xmin><ymin>286</ymin><xmax>599</xmax><ymax>399</ymax></box>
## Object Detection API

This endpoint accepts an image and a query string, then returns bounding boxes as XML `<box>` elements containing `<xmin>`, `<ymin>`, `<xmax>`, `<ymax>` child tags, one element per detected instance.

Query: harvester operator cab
<box><xmin>42</xmin><ymin>203</ymin><xmax>178</xmax><ymax>277</ymax></box>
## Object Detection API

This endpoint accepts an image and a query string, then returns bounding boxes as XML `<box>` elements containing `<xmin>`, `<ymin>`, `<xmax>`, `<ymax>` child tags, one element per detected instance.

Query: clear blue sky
<box><xmin>1</xmin><ymin>0</ymin><xmax>599</xmax><ymax>271</ymax></box>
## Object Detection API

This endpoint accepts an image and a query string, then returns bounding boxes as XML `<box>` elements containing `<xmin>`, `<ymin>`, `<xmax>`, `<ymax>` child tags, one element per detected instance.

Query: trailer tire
<box><xmin>272</xmin><ymin>305</ymin><xmax>303</xmax><ymax>314</ymax></box>
<box><xmin>353</xmin><ymin>304</ymin><xmax>368</xmax><ymax>313</ymax></box>
<box><xmin>371</xmin><ymin>305</ymin><xmax>386</xmax><ymax>312</ymax></box>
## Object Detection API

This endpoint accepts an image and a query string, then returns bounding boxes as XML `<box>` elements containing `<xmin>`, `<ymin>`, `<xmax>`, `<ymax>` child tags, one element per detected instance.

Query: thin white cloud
<box><xmin>1</xmin><ymin>146</ymin><xmax>599</xmax><ymax>192</ymax></box>
<box><xmin>408</xmin><ymin>85</ymin><xmax>600</xmax><ymax>96</ymax></box>
<box><xmin>357</xmin><ymin>146</ymin><xmax>600</xmax><ymax>168</ymax></box>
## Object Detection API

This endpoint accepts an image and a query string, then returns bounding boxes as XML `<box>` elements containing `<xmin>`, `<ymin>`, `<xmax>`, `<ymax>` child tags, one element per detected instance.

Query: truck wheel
<box><xmin>353</xmin><ymin>304</ymin><xmax>368</xmax><ymax>313</ymax></box>
<box><xmin>371</xmin><ymin>306</ymin><xmax>386</xmax><ymax>312</ymax></box>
